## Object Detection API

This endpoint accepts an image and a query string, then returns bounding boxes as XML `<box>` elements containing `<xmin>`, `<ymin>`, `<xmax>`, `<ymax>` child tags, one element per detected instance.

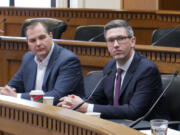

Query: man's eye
<box><xmin>118</xmin><ymin>38</ymin><xmax>124</xmax><ymax>41</ymax></box>
<box><xmin>29</xmin><ymin>39</ymin><xmax>35</xmax><ymax>43</ymax></box>
<box><xmin>39</xmin><ymin>35</ymin><xmax>46</xmax><ymax>40</ymax></box>
<box><xmin>118</xmin><ymin>37</ymin><xmax>126</xmax><ymax>41</ymax></box>
<box><xmin>109</xmin><ymin>39</ymin><xmax>114</xmax><ymax>43</ymax></box>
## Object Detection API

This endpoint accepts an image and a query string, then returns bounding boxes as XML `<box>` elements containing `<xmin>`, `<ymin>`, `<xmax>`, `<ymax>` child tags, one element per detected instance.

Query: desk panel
<box><xmin>0</xmin><ymin>95</ymin><xmax>144</xmax><ymax>135</ymax></box>
<box><xmin>1</xmin><ymin>36</ymin><xmax>180</xmax><ymax>86</ymax></box>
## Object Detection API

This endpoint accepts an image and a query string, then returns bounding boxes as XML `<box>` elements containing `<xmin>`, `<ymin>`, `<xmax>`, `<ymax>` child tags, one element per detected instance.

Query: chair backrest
<box><xmin>20</xmin><ymin>18</ymin><xmax>67</xmax><ymax>39</ymax></box>
<box><xmin>151</xmin><ymin>28</ymin><xmax>180</xmax><ymax>47</ymax></box>
<box><xmin>74</xmin><ymin>25</ymin><xmax>105</xmax><ymax>42</ymax></box>
<box><xmin>84</xmin><ymin>70</ymin><xmax>103</xmax><ymax>97</ymax></box>
<box><xmin>161</xmin><ymin>74</ymin><xmax>180</xmax><ymax>120</ymax></box>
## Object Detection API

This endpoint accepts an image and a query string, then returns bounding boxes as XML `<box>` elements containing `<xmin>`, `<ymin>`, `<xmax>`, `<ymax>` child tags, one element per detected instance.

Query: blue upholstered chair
<box><xmin>74</xmin><ymin>25</ymin><xmax>105</xmax><ymax>42</ymax></box>
<box><xmin>161</xmin><ymin>74</ymin><xmax>180</xmax><ymax>121</ymax></box>
<box><xmin>151</xmin><ymin>27</ymin><xmax>180</xmax><ymax>47</ymax></box>
<box><xmin>84</xmin><ymin>70</ymin><xmax>103</xmax><ymax>97</ymax></box>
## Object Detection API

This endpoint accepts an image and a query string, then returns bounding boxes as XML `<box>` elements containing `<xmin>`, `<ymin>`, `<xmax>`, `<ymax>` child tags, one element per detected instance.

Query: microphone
<box><xmin>0</xmin><ymin>18</ymin><xmax>6</xmax><ymax>33</ymax></box>
<box><xmin>126</xmin><ymin>18</ymin><xmax>131</xmax><ymax>22</ymax></box>
<box><xmin>89</xmin><ymin>32</ymin><xmax>104</xmax><ymax>42</ymax></box>
<box><xmin>128</xmin><ymin>70</ymin><xmax>179</xmax><ymax>128</ymax></box>
<box><xmin>151</xmin><ymin>26</ymin><xmax>180</xmax><ymax>46</ymax></box>
<box><xmin>66</xmin><ymin>17</ymin><xmax>71</xmax><ymax>22</ymax></box>
<box><xmin>72</xmin><ymin>70</ymin><xmax>112</xmax><ymax>110</ymax></box>
<box><xmin>0</xmin><ymin>18</ymin><xmax>6</xmax><ymax>24</ymax></box>
<box><xmin>89</xmin><ymin>18</ymin><xmax>131</xmax><ymax>42</ymax></box>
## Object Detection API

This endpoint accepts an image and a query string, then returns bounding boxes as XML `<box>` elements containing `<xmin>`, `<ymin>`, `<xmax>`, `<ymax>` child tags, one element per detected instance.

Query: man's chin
<box><xmin>36</xmin><ymin>53</ymin><xmax>46</xmax><ymax>61</ymax></box>
<box><xmin>113</xmin><ymin>55</ymin><xmax>123</xmax><ymax>60</ymax></box>
<box><xmin>36</xmin><ymin>52</ymin><xmax>46</xmax><ymax>56</ymax></box>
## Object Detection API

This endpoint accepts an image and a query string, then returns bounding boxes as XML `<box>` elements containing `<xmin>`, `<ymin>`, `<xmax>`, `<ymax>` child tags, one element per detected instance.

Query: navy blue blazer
<box><xmin>8</xmin><ymin>43</ymin><xmax>84</xmax><ymax>105</ymax></box>
<box><xmin>89</xmin><ymin>52</ymin><xmax>164</xmax><ymax>120</ymax></box>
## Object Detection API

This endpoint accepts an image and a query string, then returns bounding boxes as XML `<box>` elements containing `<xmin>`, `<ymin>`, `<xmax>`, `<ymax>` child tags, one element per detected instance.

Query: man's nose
<box><xmin>36</xmin><ymin>39</ymin><xmax>41</xmax><ymax>46</ymax></box>
<box><xmin>114</xmin><ymin>39</ymin><xmax>119</xmax><ymax>47</ymax></box>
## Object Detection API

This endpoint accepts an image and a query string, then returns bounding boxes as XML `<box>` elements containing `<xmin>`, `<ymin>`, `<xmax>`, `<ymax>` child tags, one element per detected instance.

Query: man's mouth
<box><xmin>114</xmin><ymin>50</ymin><xmax>122</xmax><ymax>55</ymax></box>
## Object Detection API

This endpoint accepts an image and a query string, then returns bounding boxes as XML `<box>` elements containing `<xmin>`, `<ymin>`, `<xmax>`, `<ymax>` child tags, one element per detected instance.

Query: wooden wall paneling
<box><xmin>3</xmin><ymin>15</ymin><xmax>25</xmax><ymax>36</ymax></box>
<box><xmin>134</xmin><ymin>28</ymin><xmax>155</xmax><ymax>44</ymax></box>
<box><xmin>0</xmin><ymin>8</ymin><xmax>179</xmax><ymax>44</ymax></box>
<box><xmin>0</xmin><ymin>16</ymin><xmax>5</xmax><ymax>36</ymax></box>
<box><xmin>135</xmin><ymin>45</ymin><xmax>180</xmax><ymax>74</ymax></box>
<box><xmin>0</xmin><ymin>50</ymin><xmax>4</xmax><ymax>86</ymax></box>
<box><xmin>59</xmin><ymin>40</ymin><xmax>111</xmax><ymax>75</ymax></box>
<box><xmin>4</xmin><ymin>52</ymin><xmax>23</xmax><ymax>84</ymax></box>
<box><xmin>123</xmin><ymin>0</ymin><xmax>159</xmax><ymax>10</ymax></box>
<box><xmin>1</xmin><ymin>36</ymin><xmax>180</xmax><ymax>86</ymax></box>
<box><xmin>0</xmin><ymin>37</ymin><xmax>28</xmax><ymax>85</ymax></box>
<box><xmin>123</xmin><ymin>0</ymin><xmax>180</xmax><ymax>10</ymax></box>
<box><xmin>156</xmin><ymin>10</ymin><xmax>180</xmax><ymax>29</ymax></box>
<box><xmin>3</xmin><ymin>7</ymin><xmax>180</xmax><ymax>44</ymax></box>
<box><xmin>159</xmin><ymin>0</ymin><xmax>180</xmax><ymax>10</ymax></box>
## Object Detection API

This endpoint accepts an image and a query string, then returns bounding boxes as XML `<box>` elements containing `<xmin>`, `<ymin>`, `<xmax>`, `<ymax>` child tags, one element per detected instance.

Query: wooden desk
<box><xmin>1</xmin><ymin>36</ymin><xmax>180</xmax><ymax>86</ymax></box>
<box><xmin>0</xmin><ymin>95</ymin><xmax>144</xmax><ymax>135</ymax></box>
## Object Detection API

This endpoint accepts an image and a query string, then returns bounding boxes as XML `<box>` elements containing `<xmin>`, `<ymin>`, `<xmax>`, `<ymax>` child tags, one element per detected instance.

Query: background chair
<box><xmin>151</xmin><ymin>27</ymin><xmax>180</xmax><ymax>47</ymax></box>
<box><xmin>74</xmin><ymin>25</ymin><xmax>105</xmax><ymax>42</ymax></box>
<box><xmin>20</xmin><ymin>18</ymin><xmax>67</xmax><ymax>39</ymax></box>
<box><xmin>84</xmin><ymin>70</ymin><xmax>103</xmax><ymax>97</ymax></box>
<box><xmin>161</xmin><ymin>74</ymin><xmax>180</xmax><ymax>121</ymax></box>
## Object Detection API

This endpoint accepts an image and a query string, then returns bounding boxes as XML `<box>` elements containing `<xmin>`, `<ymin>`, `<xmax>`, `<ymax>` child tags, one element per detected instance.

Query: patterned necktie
<box><xmin>113</xmin><ymin>68</ymin><xmax>122</xmax><ymax>106</ymax></box>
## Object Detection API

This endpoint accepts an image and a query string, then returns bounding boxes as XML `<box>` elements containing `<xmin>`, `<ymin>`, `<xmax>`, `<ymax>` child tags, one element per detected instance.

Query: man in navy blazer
<box><xmin>57</xmin><ymin>19</ymin><xmax>166</xmax><ymax>120</ymax></box>
<box><xmin>0</xmin><ymin>19</ymin><xmax>84</xmax><ymax>105</ymax></box>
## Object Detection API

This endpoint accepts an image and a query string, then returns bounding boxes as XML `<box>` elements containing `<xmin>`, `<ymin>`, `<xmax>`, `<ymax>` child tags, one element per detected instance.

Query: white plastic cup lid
<box><xmin>30</xmin><ymin>90</ymin><xmax>44</xmax><ymax>95</ymax></box>
<box><xmin>85</xmin><ymin>112</ymin><xmax>101</xmax><ymax>117</ymax></box>
<box><xmin>43</xmin><ymin>96</ymin><xmax>54</xmax><ymax>99</ymax></box>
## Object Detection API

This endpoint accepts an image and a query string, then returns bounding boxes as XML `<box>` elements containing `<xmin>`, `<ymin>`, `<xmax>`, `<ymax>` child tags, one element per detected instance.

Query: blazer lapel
<box><xmin>28</xmin><ymin>59</ymin><xmax>37</xmax><ymax>90</ymax></box>
<box><xmin>106</xmin><ymin>64</ymin><xmax>117</xmax><ymax>102</ymax></box>
<box><xmin>42</xmin><ymin>44</ymin><xmax>59</xmax><ymax>90</ymax></box>
<box><xmin>119</xmin><ymin>53</ymin><xmax>139</xmax><ymax>98</ymax></box>
<box><xmin>119</xmin><ymin>69</ymin><xmax>134</xmax><ymax>98</ymax></box>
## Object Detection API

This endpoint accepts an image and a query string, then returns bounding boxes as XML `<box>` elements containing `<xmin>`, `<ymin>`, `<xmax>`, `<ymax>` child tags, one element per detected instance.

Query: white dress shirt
<box><xmin>17</xmin><ymin>42</ymin><xmax>54</xmax><ymax>98</ymax></box>
<box><xmin>34</xmin><ymin>43</ymin><xmax>54</xmax><ymax>90</ymax></box>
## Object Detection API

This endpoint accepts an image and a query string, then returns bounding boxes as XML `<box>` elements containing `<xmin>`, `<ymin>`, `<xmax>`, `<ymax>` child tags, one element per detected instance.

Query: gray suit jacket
<box><xmin>8</xmin><ymin>43</ymin><xmax>84</xmax><ymax>105</ymax></box>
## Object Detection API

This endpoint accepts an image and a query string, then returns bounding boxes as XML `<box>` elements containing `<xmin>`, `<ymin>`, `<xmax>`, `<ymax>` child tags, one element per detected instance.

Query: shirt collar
<box><xmin>116</xmin><ymin>50</ymin><xmax>135</xmax><ymax>72</ymax></box>
<box><xmin>34</xmin><ymin>42</ymin><xmax>54</xmax><ymax>66</ymax></box>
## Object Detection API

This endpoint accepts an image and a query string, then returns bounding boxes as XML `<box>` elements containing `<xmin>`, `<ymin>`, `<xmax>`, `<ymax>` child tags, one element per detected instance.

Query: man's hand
<box><xmin>0</xmin><ymin>85</ymin><xmax>17</xmax><ymax>97</ymax></box>
<box><xmin>57</xmin><ymin>94</ymin><xmax>88</xmax><ymax>113</ymax></box>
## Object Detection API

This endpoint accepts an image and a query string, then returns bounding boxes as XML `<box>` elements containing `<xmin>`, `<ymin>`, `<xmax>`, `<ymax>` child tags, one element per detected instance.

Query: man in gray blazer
<box><xmin>0</xmin><ymin>19</ymin><xmax>84</xmax><ymax>105</ymax></box>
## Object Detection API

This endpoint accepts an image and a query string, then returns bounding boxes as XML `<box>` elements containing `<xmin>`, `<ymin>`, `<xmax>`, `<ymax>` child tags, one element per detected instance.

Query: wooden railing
<box><xmin>1</xmin><ymin>36</ymin><xmax>180</xmax><ymax>86</ymax></box>
<box><xmin>0</xmin><ymin>7</ymin><xmax>180</xmax><ymax>44</ymax></box>
<box><xmin>0</xmin><ymin>95</ymin><xmax>144</xmax><ymax>135</ymax></box>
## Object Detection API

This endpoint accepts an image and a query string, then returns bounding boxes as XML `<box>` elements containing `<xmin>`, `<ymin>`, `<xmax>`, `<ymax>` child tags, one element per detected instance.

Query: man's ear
<box><xmin>131</xmin><ymin>36</ymin><xmax>136</xmax><ymax>47</ymax></box>
<box><xmin>49</xmin><ymin>32</ymin><xmax>53</xmax><ymax>38</ymax></box>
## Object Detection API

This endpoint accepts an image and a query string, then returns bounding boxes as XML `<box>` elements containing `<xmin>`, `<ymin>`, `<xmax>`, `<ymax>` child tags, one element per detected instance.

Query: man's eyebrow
<box><xmin>107</xmin><ymin>35</ymin><xmax>127</xmax><ymax>39</ymax></box>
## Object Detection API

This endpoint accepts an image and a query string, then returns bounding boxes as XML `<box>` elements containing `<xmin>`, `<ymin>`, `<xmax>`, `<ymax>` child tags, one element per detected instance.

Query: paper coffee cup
<box><xmin>43</xmin><ymin>96</ymin><xmax>54</xmax><ymax>105</ymax></box>
<box><xmin>30</xmin><ymin>90</ymin><xmax>44</xmax><ymax>103</ymax></box>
